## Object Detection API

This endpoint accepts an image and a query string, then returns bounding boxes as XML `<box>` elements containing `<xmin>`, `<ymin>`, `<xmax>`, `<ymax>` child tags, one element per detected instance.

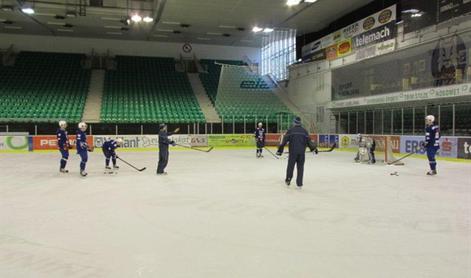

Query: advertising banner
<box><xmin>33</xmin><ymin>135</ymin><xmax>94</xmax><ymax>151</ymax></box>
<box><xmin>336</xmin><ymin>39</ymin><xmax>353</xmax><ymax>58</ymax></box>
<box><xmin>352</xmin><ymin>22</ymin><xmax>396</xmax><ymax>49</ymax></box>
<box><xmin>318</xmin><ymin>135</ymin><xmax>339</xmax><ymax>148</ymax></box>
<box><xmin>265</xmin><ymin>133</ymin><xmax>283</xmax><ymax>146</ymax></box>
<box><xmin>330</xmin><ymin>82</ymin><xmax>471</xmax><ymax>108</ymax></box>
<box><xmin>302</xmin><ymin>5</ymin><xmax>396</xmax><ymax>60</ymax></box>
<box><xmin>457</xmin><ymin>137</ymin><xmax>471</xmax><ymax>159</ymax></box>
<box><xmin>208</xmin><ymin>135</ymin><xmax>254</xmax><ymax>147</ymax></box>
<box><xmin>0</xmin><ymin>136</ymin><xmax>29</xmax><ymax>151</ymax></box>
<box><xmin>326</xmin><ymin>44</ymin><xmax>338</xmax><ymax>61</ymax></box>
<box><xmin>93</xmin><ymin>135</ymin><xmax>208</xmax><ymax>149</ymax></box>
<box><xmin>339</xmin><ymin>134</ymin><xmax>400</xmax><ymax>152</ymax></box>
<box><xmin>400</xmin><ymin>135</ymin><xmax>459</xmax><ymax>158</ymax></box>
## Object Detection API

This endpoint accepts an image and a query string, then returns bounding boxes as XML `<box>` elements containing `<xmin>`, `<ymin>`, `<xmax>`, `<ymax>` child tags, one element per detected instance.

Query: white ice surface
<box><xmin>0</xmin><ymin>150</ymin><xmax>470</xmax><ymax>278</ymax></box>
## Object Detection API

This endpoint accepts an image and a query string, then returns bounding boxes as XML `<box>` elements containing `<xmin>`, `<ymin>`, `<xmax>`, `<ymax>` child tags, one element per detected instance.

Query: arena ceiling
<box><xmin>0</xmin><ymin>0</ymin><xmax>373</xmax><ymax>47</ymax></box>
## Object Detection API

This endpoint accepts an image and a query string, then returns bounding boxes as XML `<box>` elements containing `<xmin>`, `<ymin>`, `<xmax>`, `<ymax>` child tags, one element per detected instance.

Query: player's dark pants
<box><xmin>157</xmin><ymin>148</ymin><xmax>169</xmax><ymax>174</ymax></box>
<box><xmin>78</xmin><ymin>151</ymin><xmax>88</xmax><ymax>171</ymax></box>
<box><xmin>102</xmin><ymin>149</ymin><xmax>117</xmax><ymax>167</ymax></box>
<box><xmin>256</xmin><ymin>141</ymin><xmax>264</xmax><ymax>155</ymax></box>
<box><xmin>286</xmin><ymin>152</ymin><xmax>305</xmax><ymax>186</ymax></box>
<box><xmin>59</xmin><ymin>148</ymin><xmax>69</xmax><ymax>169</ymax></box>
<box><xmin>427</xmin><ymin>147</ymin><xmax>439</xmax><ymax>171</ymax></box>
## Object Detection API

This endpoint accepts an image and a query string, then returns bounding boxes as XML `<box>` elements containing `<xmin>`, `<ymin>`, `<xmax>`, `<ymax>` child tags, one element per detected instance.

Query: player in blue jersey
<box><xmin>254</xmin><ymin>122</ymin><xmax>266</xmax><ymax>158</ymax></box>
<box><xmin>423</xmin><ymin>115</ymin><xmax>440</xmax><ymax>176</ymax></box>
<box><xmin>76</xmin><ymin>122</ymin><xmax>93</xmax><ymax>177</ymax></box>
<box><xmin>102</xmin><ymin>138</ymin><xmax>123</xmax><ymax>173</ymax></box>
<box><xmin>56</xmin><ymin>120</ymin><xmax>70</xmax><ymax>173</ymax></box>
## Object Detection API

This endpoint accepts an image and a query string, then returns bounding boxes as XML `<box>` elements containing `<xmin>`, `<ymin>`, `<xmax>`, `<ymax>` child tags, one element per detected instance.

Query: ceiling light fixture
<box><xmin>304</xmin><ymin>0</ymin><xmax>318</xmax><ymax>3</ymax></box>
<box><xmin>411</xmin><ymin>13</ymin><xmax>423</xmax><ymax>18</ymax></box>
<box><xmin>21</xmin><ymin>7</ymin><xmax>35</xmax><ymax>15</ymax></box>
<box><xmin>162</xmin><ymin>21</ymin><xmax>181</xmax><ymax>25</ymax></box>
<box><xmin>286</xmin><ymin>0</ymin><xmax>301</xmax><ymax>6</ymax></box>
<box><xmin>402</xmin><ymin>9</ymin><xmax>420</xmax><ymax>14</ymax></box>
<box><xmin>263</xmin><ymin>28</ymin><xmax>274</xmax><ymax>33</ymax></box>
<box><xmin>252</xmin><ymin>26</ymin><xmax>263</xmax><ymax>33</ymax></box>
<box><xmin>131</xmin><ymin>14</ymin><xmax>142</xmax><ymax>23</ymax></box>
<box><xmin>143</xmin><ymin>16</ymin><xmax>154</xmax><ymax>23</ymax></box>
<box><xmin>4</xmin><ymin>25</ymin><xmax>22</xmax><ymax>29</ymax></box>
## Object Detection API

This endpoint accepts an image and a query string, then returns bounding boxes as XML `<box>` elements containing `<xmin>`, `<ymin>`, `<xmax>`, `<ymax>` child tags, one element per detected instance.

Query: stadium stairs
<box><xmin>187</xmin><ymin>73</ymin><xmax>221</xmax><ymax>123</ymax></box>
<box><xmin>82</xmin><ymin>69</ymin><xmax>105</xmax><ymax>123</ymax></box>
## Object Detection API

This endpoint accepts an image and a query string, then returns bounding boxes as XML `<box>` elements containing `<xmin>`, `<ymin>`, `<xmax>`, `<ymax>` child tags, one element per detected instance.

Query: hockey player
<box><xmin>102</xmin><ymin>138</ymin><xmax>123</xmax><ymax>173</ymax></box>
<box><xmin>57</xmin><ymin>120</ymin><xmax>70</xmax><ymax>173</ymax></box>
<box><xmin>355</xmin><ymin>134</ymin><xmax>376</xmax><ymax>164</ymax></box>
<box><xmin>157</xmin><ymin>124</ymin><xmax>179</xmax><ymax>175</ymax></box>
<box><xmin>76</xmin><ymin>122</ymin><xmax>92</xmax><ymax>177</ymax></box>
<box><xmin>423</xmin><ymin>115</ymin><xmax>440</xmax><ymax>175</ymax></box>
<box><xmin>276</xmin><ymin>117</ymin><xmax>318</xmax><ymax>188</ymax></box>
<box><xmin>254</xmin><ymin>122</ymin><xmax>266</xmax><ymax>158</ymax></box>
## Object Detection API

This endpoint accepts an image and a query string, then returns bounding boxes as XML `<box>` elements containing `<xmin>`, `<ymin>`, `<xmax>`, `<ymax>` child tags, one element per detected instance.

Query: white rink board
<box><xmin>0</xmin><ymin>150</ymin><xmax>470</xmax><ymax>278</ymax></box>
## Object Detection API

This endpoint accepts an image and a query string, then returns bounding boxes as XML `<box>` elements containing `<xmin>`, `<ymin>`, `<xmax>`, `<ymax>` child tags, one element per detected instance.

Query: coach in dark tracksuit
<box><xmin>276</xmin><ymin>117</ymin><xmax>317</xmax><ymax>188</ymax></box>
<box><xmin>157</xmin><ymin>124</ymin><xmax>178</xmax><ymax>175</ymax></box>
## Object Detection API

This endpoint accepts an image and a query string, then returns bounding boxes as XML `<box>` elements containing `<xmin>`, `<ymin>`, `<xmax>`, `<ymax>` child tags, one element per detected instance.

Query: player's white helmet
<box><xmin>425</xmin><ymin>115</ymin><xmax>435</xmax><ymax>125</ymax></box>
<box><xmin>78</xmin><ymin>122</ymin><xmax>87</xmax><ymax>131</ymax></box>
<box><xmin>258</xmin><ymin>122</ymin><xmax>263</xmax><ymax>127</ymax></box>
<box><xmin>116</xmin><ymin>138</ymin><xmax>124</xmax><ymax>146</ymax></box>
<box><xmin>58</xmin><ymin>120</ymin><xmax>67</xmax><ymax>128</ymax></box>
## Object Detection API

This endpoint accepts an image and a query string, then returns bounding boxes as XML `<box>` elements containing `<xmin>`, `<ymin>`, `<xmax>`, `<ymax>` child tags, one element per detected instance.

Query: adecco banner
<box><xmin>0</xmin><ymin>136</ymin><xmax>29</xmax><ymax>151</ymax></box>
<box><xmin>457</xmin><ymin>137</ymin><xmax>471</xmax><ymax>160</ymax></box>
<box><xmin>33</xmin><ymin>135</ymin><xmax>94</xmax><ymax>150</ymax></box>
<box><xmin>400</xmin><ymin>136</ymin><xmax>459</xmax><ymax>158</ymax></box>
<box><xmin>93</xmin><ymin>135</ymin><xmax>208</xmax><ymax>149</ymax></box>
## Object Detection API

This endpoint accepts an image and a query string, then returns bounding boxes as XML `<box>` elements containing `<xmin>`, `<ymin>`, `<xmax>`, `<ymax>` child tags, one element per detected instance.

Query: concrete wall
<box><xmin>0</xmin><ymin>33</ymin><xmax>261</xmax><ymax>62</ymax></box>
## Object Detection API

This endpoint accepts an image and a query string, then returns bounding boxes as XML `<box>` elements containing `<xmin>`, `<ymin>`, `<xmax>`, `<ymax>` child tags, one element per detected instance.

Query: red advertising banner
<box><xmin>33</xmin><ymin>135</ymin><xmax>94</xmax><ymax>150</ymax></box>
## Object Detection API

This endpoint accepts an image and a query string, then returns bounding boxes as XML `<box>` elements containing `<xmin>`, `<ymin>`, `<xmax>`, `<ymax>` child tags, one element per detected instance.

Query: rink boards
<box><xmin>1</xmin><ymin>133</ymin><xmax>470</xmax><ymax>160</ymax></box>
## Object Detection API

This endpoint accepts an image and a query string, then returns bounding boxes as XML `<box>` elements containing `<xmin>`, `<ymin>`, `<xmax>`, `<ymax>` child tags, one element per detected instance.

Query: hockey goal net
<box><xmin>380</xmin><ymin>136</ymin><xmax>404</xmax><ymax>165</ymax></box>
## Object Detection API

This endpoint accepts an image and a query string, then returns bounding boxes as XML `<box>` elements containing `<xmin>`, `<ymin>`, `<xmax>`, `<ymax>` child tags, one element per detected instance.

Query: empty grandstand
<box><xmin>0</xmin><ymin>52</ymin><xmax>90</xmax><ymax>123</ymax></box>
<box><xmin>101</xmin><ymin>56</ymin><xmax>205</xmax><ymax>124</ymax></box>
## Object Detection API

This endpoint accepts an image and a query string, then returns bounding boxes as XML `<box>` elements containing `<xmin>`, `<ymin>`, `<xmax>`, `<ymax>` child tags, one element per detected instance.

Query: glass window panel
<box><xmin>358</xmin><ymin>111</ymin><xmax>365</xmax><ymax>134</ymax></box>
<box><xmin>440</xmin><ymin>105</ymin><xmax>454</xmax><ymax>136</ymax></box>
<box><xmin>383</xmin><ymin>110</ymin><xmax>392</xmax><ymax>135</ymax></box>
<box><xmin>349</xmin><ymin>112</ymin><xmax>357</xmax><ymax>134</ymax></box>
<box><xmin>414</xmin><ymin>106</ymin><xmax>426</xmax><ymax>135</ymax></box>
<box><xmin>366</xmin><ymin>111</ymin><xmax>374</xmax><ymax>134</ymax></box>
<box><xmin>373</xmin><ymin>110</ymin><xmax>383</xmax><ymax>134</ymax></box>
<box><xmin>393</xmin><ymin>109</ymin><xmax>402</xmax><ymax>135</ymax></box>
<box><xmin>455</xmin><ymin>103</ymin><xmax>471</xmax><ymax>136</ymax></box>
<box><xmin>403</xmin><ymin>108</ymin><xmax>414</xmax><ymax>135</ymax></box>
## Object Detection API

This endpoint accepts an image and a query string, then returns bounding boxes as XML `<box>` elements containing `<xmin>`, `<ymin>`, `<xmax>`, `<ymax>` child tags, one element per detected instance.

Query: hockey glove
<box><xmin>313</xmin><ymin>148</ymin><xmax>318</xmax><ymax>155</ymax></box>
<box><xmin>171</xmin><ymin>141</ymin><xmax>176</xmax><ymax>147</ymax></box>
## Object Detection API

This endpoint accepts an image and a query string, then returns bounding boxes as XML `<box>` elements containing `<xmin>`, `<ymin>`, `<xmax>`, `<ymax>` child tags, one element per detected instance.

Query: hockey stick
<box><xmin>283</xmin><ymin>143</ymin><xmax>337</xmax><ymax>154</ymax></box>
<box><xmin>387</xmin><ymin>147</ymin><xmax>421</xmax><ymax>165</ymax></box>
<box><xmin>117</xmin><ymin>157</ymin><xmax>146</xmax><ymax>172</ymax></box>
<box><xmin>175</xmin><ymin>143</ymin><xmax>214</xmax><ymax>153</ymax></box>
<box><xmin>264</xmin><ymin>147</ymin><xmax>280</xmax><ymax>159</ymax></box>
<box><xmin>317</xmin><ymin>142</ymin><xmax>337</xmax><ymax>153</ymax></box>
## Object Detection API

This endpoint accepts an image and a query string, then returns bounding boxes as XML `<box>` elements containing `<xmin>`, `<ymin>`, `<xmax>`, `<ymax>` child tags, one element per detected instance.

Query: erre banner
<box><xmin>330</xmin><ymin>83</ymin><xmax>471</xmax><ymax>108</ymax></box>
<box><xmin>0</xmin><ymin>136</ymin><xmax>29</xmax><ymax>151</ymax></box>
<box><xmin>33</xmin><ymin>135</ymin><xmax>94</xmax><ymax>151</ymax></box>
<box><xmin>302</xmin><ymin>5</ymin><xmax>396</xmax><ymax>60</ymax></box>
<box><xmin>400</xmin><ymin>136</ymin><xmax>459</xmax><ymax>158</ymax></box>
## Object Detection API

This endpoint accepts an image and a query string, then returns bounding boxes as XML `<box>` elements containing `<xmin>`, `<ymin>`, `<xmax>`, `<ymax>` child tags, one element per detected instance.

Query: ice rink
<box><xmin>1</xmin><ymin>149</ymin><xmax>470</xmax><ymax>278</ymax></box>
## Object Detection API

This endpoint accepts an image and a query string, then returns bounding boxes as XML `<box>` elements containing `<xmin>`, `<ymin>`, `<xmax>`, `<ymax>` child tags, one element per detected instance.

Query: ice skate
<box><xmin>80</xmin><ymin>170</ymin><xmax>88</xmax><ymax>177</ymax></box>
<box><xmin>60</xmin><ymin>168</ymin><xmax>69</xmax><ymax>173</ymax></box>
<box><xmin>426</xmin><ymin>170</ymin><xmax>437</xmax><ymax>176</ymax></box>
